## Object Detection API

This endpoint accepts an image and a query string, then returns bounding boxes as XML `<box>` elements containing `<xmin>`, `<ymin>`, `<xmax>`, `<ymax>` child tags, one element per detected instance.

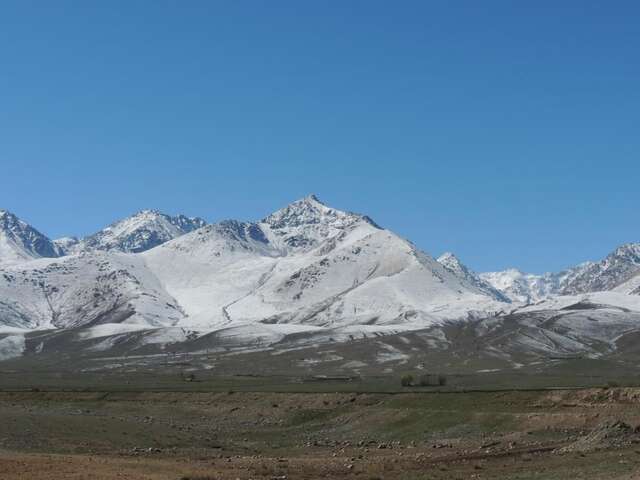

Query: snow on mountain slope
<box><xmin>66</xmin><ymin>210</ymin><xmax>207</xmax><ymax>254</ymax></box>
<box><xmin>479</xmin><ymin>269</ymin><xmax>556</xmax><ymax>303</ymax></box>
<box><xmin>144</xmin><ymin>196</ymin><xmax>508</xmax><ymax>330</ymax></box>
<box><xmin>143</xmin><ymin>198</ymin><xmax>385</xmax><ymax>328</ymax></box>
<box><xmin>264</xmin><ymin>235</ymin><xmax>508</xmax><ymax>327</ymax></box>
<box><xmin>53</xmin><ymin>236</ymin><xmax>79</xmax><ymax>255</ymax></box>
<box><xmin>613</xmin><ymin>271</ymin><xmax>640</xmax><ymax>295</ymax></box>
<box><xmin>480</xmin><ymin>262</ymin><xmax>594</xmax><ymax>304</ymax></box>
<box><xmin>258</xmin><ymin>194</ymin><xmax>380</xmax><ymax>252</ymax></box>
<box><xmin>561</xmin><ymin>243</ymin><xmax>640</xmax><ymax>295</ymax></box>
<box><xmin>437</xmin><ymin>252</ymin><xmax>510</xmax><ymax>303</ymax></box>
<box><xmin>480</xmin><ymin>243</ymin><xmax>640</xmax><ymax>303</ymax></box>
<box><xmin>4</xmin><ymin>195</ymin><xmax>640</xmax><ymax>368</ymax></box>
<box><xmin>226</xmin><ymin>229</ymin><xmax>442</xmax><ymax>326</ymax></box>
<box><xmin>0</xmin><ymin>210</ymin><xmax>59</xmax><ymax>265</ymax></box>
<box><xmin>0</xmin><ymin>252</ymin><xmax>185</xmax><ymax>330</ymax></box>
<box><xmin>515</xmin><ymin>290</ymin><xmax>640</xmax><ymax>314</ymax></box>
<box><xmin>143</xmin><ymin>220</ymin><xmax>281</xmax><ymax>327</ymax></box>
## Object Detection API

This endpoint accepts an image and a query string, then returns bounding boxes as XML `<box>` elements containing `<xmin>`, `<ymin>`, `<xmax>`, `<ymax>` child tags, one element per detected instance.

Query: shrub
<box><xmin>400</xmin><ymin>374</ymin><xmax>414</xmax><ymax>387</ymax></box>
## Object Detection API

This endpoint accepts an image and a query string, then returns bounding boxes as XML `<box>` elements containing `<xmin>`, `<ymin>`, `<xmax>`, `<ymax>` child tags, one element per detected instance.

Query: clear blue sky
<box><xmin>1</xmin><ymin>1</ymin><xmax>638</xmax><ymax>273</ymax></box>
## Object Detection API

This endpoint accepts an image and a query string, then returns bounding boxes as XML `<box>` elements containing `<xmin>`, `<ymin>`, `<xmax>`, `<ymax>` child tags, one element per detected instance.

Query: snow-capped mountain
<box><xmin>480</xmin><ymin>243</ymin><xmax>640</xmax><ymax>303</ymax></box>
<box><xmin>479</xmin><ymin>263</ymin><xmax>595</xmax><ymax>304</ymax></box>
<box><xmin>1</xmin><ymin>196</ymin><xmax>640</xmax><ymax>368</ymax></box>
<box><xmin>0</xmin><ymin>252</ymin><xmax>184</xmax><ymax>330</ymax></box>
<box><xmin>0</xmin><ymin>208</ymin><xmax>208</xmax><ymax>264</ymax></box>
<box><xmin>437</xmin><ymin>252</ymin><xmax>510</xmax><ymax>303</ymax></box>
<box><xmin>614</xmin><ymin>272</ymin><xmax>640</xmax><ymax>295</ymax></box>
<box><xmin>144</xmin><ymin>195</ymin><xmax>506</xmax><ymax>330</ymax></box>
<box><xmin>63</xmin><ymin>210</ymin><xmax>207</xmax><ymax>254</ymax></box>
<box><xmin>259</xmin><ymin>194</ymin><xmax>380</xmax><ymax>251</ymax></box>
<box><xmin>53</xmin><ymin>236</ymin><xmax>79</xmax><ymax>255</ymax></box>
<box><xmin>479</xmin><ymin>269</ymin><xmax>558</xmax><ymax>304</ymax></box>
<box><xmin>560</xmin><ymin>243</ymin><xmax>640</xmax><ymax>295</ymax></box>
<box><xmin>0</xmin><ymin>210</ymin><xmax>59</xmax><ymax>265</ymax></box>
<box><xmin>0</xmin><ymin>196</ymin><xmax>507</xmax><ymax>337</ymax></box>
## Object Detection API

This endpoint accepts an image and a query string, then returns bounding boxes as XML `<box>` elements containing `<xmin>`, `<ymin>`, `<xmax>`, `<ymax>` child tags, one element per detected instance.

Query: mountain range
<box><xmin>0</xmin><ymin>196</ymin><xmax>639</xmax><ymax>373</ymax></box>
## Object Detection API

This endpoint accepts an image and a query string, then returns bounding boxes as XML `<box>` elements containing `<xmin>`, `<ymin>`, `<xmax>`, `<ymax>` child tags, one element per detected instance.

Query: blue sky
<box><xmin>1</xmin><ymin>1</ymin><xmax>638</xmax><ymax>273</ymax></box>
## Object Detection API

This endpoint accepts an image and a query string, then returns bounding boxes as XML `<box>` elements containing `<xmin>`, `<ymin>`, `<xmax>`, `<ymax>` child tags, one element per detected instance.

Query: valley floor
<box><xmin>2</xmin><ymin>388</ymin><xmax>640</xmax><ymax>479</ymax></box>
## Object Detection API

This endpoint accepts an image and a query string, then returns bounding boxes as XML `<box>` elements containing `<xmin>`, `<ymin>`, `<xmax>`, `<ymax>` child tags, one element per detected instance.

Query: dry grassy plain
<box><xmin>2</xmin><ymin>387</ymin><xmax>640</xmax><ymax>479</ymax></box>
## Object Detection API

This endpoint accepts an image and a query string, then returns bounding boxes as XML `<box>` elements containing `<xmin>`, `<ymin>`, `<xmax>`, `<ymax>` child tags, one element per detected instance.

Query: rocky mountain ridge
<box><xmin>0</xmin><ymin>196</ymin><xmax>639</xmax><ymax>366</ymax></box>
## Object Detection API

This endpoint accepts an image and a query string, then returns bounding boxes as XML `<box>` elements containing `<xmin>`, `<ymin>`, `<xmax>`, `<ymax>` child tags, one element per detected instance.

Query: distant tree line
<box><xmin>400</xmin><ymin>373</ymin><xmax>447</xmax><ymax>387</ymax></box>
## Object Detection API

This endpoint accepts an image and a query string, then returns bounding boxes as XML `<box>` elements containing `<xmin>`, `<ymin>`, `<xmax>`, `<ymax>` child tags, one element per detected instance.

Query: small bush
<box><xmin>400</xmin><ymin>374</ymin><xmax>414</xmax><ymax>387</ymax></box>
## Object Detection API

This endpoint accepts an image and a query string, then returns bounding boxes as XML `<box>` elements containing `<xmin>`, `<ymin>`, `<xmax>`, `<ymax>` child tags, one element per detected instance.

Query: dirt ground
<box><xmin>2</xmin><ymin>388</ymin><xmax>640</xmax><ymax>479</ymax></box>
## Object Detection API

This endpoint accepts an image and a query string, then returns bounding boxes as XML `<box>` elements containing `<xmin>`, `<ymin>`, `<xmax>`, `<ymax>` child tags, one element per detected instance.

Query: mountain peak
<box><xmin>132</xmin><ymin>208</ymin><xmax>163</xmax><ymax>217</ymax></box>
<box><xmin>302</xmin><ymin>193</ymin><xmax>322</xmax><ymax>203</ymax></box>
<box><xmin>262</xmin><ymin>195</ymin><xmax>377</xmax><ymax>227</ymax></box>
<box><xmin>0</xmin><ymin>209</ymin><xmax>59</xmax><ymax>263</ymax></box>
<box><xmin>437</xmin><ymin>252</ymin><xmax>469</xmax><ymax>278</ymax></box>
<box><xmin>612</xmin><ymin>242</ymin><xmax>640</xmax><ymax>259</ymax></box>
<box><xmin>436</xmin><ymin>252</ymin><xmax>511</xmax><ymax>303</ymax></box>
<box><xmin>0</xmin><ymin>209</ymin><xmax>18</xmax><ymax>222</ymax></box>
<box><xmin>559</xmin><ymin>242</ymin><xmax>640</xmax><ymax>295</ymax></box>
<box><xmin>437</xmin><ymin>252</ymin><xmax>459</xmax><ymax>264</ymax></box>
<box><xmin>76</xmin><ymin>210</ymin><xmax>207</xmax><ymax>254</ymax></box>
<box><xmin>260</xmin><ymin>195</ymin><xmax>380</xmax><ymax>251</ymax></box>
